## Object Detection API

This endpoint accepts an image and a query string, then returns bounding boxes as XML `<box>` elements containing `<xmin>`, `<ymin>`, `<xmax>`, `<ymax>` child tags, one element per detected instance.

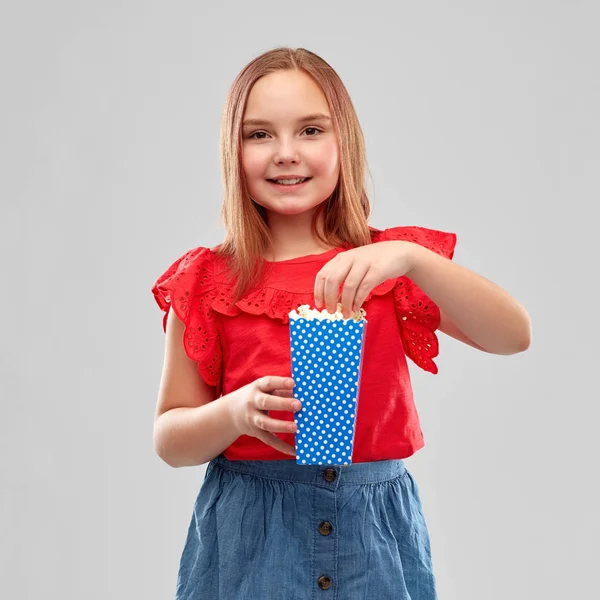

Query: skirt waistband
<box><xmin>210</xmin><ymin>453</ymin><xmax>407</xmax><ymax>487</ymax></box>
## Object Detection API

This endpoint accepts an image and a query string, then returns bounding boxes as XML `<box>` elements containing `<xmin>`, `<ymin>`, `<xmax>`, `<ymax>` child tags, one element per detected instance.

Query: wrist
<box><xmin>403</xmin><ymin>241</ymin><xmax>429</xmax><ymax>277</ymax></box>
<box><xmin>223</xmin><ymin>388</ymin><xmax>245</xmax><ymax>437</ymax></box>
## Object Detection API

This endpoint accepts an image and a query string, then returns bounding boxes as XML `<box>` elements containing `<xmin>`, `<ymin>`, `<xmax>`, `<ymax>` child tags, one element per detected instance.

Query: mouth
<box><xmin>267</xmin><ymin>176</ymin><xmax>312</xmax><ymax>190</ymax></box>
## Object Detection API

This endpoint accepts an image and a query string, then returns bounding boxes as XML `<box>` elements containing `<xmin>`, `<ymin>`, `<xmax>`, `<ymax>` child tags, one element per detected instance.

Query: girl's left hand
<box><xmin>314</xmin><ymin>241</ymin><xmax>419</xmax><ymax>317</ymax></box>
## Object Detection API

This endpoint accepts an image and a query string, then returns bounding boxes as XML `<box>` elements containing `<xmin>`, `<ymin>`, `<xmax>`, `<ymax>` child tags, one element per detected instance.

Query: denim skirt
<box><xmin>175</xmin><ymin>453</ymin><xmax>437</xmax><ymax>599</ymax></box>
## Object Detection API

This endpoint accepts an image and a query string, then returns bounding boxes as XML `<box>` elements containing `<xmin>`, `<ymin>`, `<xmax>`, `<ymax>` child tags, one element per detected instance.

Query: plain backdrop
<box><xmin>1</xmin><ymin>1</ymin><xmax>598</xmax><ymax>599</ymax></box>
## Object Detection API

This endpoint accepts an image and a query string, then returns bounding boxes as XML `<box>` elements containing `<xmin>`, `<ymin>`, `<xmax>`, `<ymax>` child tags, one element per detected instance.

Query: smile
<box><xmin>267</xmin><ymin>177</ymin><xmax>312</xmax><ymax>190</ymax></box>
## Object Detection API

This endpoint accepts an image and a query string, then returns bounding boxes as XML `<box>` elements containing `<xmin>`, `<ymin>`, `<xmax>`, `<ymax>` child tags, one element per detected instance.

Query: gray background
<box><xmin>1</xmin><ymin>1</ymin><xmax>597</xmax><ymax>598</ymax></box>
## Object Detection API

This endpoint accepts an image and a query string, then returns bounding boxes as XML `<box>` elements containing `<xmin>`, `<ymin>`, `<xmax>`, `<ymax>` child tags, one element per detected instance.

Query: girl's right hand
<box><xmin>228</xmin><ymin>376</ymin><xmax>302</xmax><ymax>456</ymax></box>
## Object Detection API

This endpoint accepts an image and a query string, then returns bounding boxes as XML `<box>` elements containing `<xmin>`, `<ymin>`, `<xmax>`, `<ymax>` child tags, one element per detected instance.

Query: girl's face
<box><xmin>241</xmin><ymin>69</ymin><xmax>340</xmax><ymax>218</ymax></box>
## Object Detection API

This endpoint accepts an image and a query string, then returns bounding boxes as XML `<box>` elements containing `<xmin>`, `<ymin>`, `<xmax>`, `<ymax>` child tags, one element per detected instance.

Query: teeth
<box><xmin>272</xmin><ymin>178</ymin><xmax>307</xmax><ymax>185</ymax></box>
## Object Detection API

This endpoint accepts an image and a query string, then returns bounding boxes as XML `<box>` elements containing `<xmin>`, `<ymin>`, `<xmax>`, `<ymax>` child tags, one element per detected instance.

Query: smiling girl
<box><xmin>152</xmin><ymin>47</ymin><xmax>531</xmax><ymax>599</ymax></box>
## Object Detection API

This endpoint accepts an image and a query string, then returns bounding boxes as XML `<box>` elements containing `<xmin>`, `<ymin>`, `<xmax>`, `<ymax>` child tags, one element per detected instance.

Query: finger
<box><xmin>314</xmin><ymin>257</ymin><xmax>346</xmax><ymax>312</ymax></box>
<box><xmin>324</xmin><ymin>262</ymin><xmax>353</xmax><ymax>314</ymax></box>
<box><xmin>322</xmin><ymin>274</ymin><xmax>341</xmax><ymax>314</ymax></box>
<box><xmin>257</xmin><ymin>376</ymin><xmax>295</xmax><ymax>393</ymax></box>
<box><xmin>252</xmin><ymin>411</ymin><xmax>298</xmax><ymax>434</ymax></box>
<box><xmin>253</xmin><ymin>391</ymin><xmax>301</xmax><ymax>412</ymax></box>
<box><xmin>272</xmin><ymin>389</ymin><xmax>294</xmax><ymax>398</ymax></box>
<box><xmin>352</xmin><ymin>268</ymin><xmax>377</xmax><ymax>313</ymax></box>
<box><xmin>314</xmin><ymin>267</ymin><xmax>327</xmax><ymax>309</ymax></box>
<box><xmin>339</xmin><ymin>263</ymin><xmax>369</xmax><ymax>318</ymax></box>
<box><xmin>255</xmin><ymin>430</ymin><xmax>297</xmax><ymax>456</ymax></box>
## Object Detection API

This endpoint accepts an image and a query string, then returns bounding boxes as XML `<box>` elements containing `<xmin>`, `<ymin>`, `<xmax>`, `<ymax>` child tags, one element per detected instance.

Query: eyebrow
<box><xmin>242</xmin><ymin>113</ymin><xmax>332</xmax><ymax>127</ymax></box>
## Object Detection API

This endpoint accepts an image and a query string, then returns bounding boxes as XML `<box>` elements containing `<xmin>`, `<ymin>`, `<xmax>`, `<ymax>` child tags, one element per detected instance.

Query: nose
<box><xmin>273</xmin><ymin>137</ymin><xmax>300</xmax><ymax>164</ymax></box>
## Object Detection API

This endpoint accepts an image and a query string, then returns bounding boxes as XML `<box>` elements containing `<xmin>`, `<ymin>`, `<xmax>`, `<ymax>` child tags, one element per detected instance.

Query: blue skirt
<box><xmin>176</xmin><ymin>453</ymin><xmax>437</xmax><ymax>599</ymax></box>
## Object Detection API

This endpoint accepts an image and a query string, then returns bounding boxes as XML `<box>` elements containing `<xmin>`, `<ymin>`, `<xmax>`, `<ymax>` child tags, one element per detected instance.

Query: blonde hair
<box><xmin>216</xmin><ymin>47</ymin><xmax>374</xmax><ymax>301</ymax></box>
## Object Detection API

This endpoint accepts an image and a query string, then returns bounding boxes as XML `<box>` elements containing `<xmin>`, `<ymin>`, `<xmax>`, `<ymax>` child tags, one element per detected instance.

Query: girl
<box><xmin>151</xmin><ymin>47</ymin><xmax>531</xmax><ymax>600</ymax></box>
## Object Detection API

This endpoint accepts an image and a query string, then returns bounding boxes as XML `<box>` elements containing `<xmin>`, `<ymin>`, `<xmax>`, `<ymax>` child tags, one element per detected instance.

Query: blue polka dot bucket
<box><xmin>289</xmin><ymin>307</ymin><xmax>368</xmax><ymax>465</ymax></box>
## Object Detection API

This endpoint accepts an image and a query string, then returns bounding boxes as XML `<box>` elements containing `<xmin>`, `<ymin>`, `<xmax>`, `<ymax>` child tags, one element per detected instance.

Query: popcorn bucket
<box><xmin>289</xmin><ymin>304</ymin><xmax>368</xmax><ymax>465</ymax></box>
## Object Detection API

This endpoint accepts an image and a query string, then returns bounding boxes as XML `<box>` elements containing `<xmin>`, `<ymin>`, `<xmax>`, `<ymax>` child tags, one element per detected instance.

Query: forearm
<box><xmin>154</xmin><ymin>393</ymin><xmax>240</xmax><ymax>468</ymax></box>
<box><xmin>407</xmin><ymin>244</ymin><xmax>531</xmax><ymax>355</ymax></box>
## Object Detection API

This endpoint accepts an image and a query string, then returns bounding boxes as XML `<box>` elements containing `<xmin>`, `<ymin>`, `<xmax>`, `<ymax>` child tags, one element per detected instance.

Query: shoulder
<box><xmin>154</xmin><ymin>242</ymin><xmax>230</xmax><ymax>281</ymax></box>
<box><xmin>370</xmin><ymin>225</ymin><xmax>457</xmax><ymax>259</ymax></box>
<box><xmin>151</xmin><ymin>244</ymin><xmax>230</xmax><ymax>311</ymax></box>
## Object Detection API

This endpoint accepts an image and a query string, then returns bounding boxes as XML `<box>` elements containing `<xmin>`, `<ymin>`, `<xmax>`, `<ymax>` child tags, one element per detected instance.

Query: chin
<box><xmin>269</xmin><ymin>202</ymin><xmax>324</xmax><ymax>216</ymax></box>
<box><xmin>254</xmin><ymin>193</ymin><xmax>328</xmax><ymax>216</ymax></box>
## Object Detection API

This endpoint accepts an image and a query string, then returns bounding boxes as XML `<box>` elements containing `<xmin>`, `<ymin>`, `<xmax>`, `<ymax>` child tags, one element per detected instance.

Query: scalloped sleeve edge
<box><xmin>151</xmin><ymin>247</ymin><xmax>223</xmax><ymax>392</ymax></box>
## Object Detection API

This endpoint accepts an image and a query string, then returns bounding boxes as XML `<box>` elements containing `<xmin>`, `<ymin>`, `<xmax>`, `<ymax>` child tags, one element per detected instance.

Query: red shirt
<box><xmin>151</xmin><ymin>225</ymin><xmax>457</xmax><ymax>462</ymax></box>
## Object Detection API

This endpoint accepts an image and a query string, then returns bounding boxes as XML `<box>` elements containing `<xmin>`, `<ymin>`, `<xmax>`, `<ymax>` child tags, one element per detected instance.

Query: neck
<box><xmin>263</xmin><ymin>207</ymin><xmax>332</xmax><ymax>261</ymax></box>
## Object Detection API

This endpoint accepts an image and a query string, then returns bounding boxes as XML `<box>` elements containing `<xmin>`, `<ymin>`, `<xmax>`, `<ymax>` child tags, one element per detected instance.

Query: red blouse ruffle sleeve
<box><xmin>151</xmin><ymin>246</ymin><xmax>223</xmax><ymax>394</ymax></box>
<box><xmin>372</xmin><ymin>226</ymin><xmax>457</xmax><ymax>374</ymax></box>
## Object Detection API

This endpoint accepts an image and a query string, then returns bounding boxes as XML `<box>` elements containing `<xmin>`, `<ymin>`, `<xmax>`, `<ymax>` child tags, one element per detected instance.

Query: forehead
<box><xmin>244</xmin><ymin>70</ymin><xmax>330</xmax><ymax>121</ymax></box>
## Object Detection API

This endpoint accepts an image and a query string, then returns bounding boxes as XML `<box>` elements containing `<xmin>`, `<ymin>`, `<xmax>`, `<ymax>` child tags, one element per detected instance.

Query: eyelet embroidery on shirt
<box><xmin>215</xmin><ymin>288</ymin><xmax>235</xmax><ymax>310</ymax></box>
<box><xmin>152</xmin><ymin>248</ymin><xmax>222</xmax><ymax>390</ymax></box>
<box><xmin>173</xmin><ymin>288</ymin><xmax>222</xmax><ymax>387</ymax></box>
<box><xmin>271</xmin><ymin>290</ymin><xmax>296</xmax><ymax>319</ymax></box>
<box><xmin>379</xmin><ymin>225</ymin><xmax>456</xmax><ymax>259</ymax></box>
<box><xmin>392</xmin><ymin>277</ymin><xmax>441</xmax><ymax>373</ymax></box>
<box><xmin>378</xmin><ymin>226</ymin><xmax>457</xmax><ymax>373</ymax></box>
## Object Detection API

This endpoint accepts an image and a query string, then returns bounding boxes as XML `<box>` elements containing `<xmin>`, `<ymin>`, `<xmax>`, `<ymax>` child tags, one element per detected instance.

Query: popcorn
<box><xmin>290</xmin><ymin>303</ymin><xmax>367</xmax><ymax>323</ymax></box>
<box><xmin>288</xmin><ymin>303</ymin><xmax>368</xmax><ymax>465</ymax></box>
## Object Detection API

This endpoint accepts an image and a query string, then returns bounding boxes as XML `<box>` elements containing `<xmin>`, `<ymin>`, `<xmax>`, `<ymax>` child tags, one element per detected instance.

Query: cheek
<box><xmin>241</xmin><ymin>148</ymin><xmax>266</xmax><ymax>181</ymax></box>
<box><xmin>311</xmin><ymin>139</ymin><xmax>340</xmax><ymax>178</ymax></box>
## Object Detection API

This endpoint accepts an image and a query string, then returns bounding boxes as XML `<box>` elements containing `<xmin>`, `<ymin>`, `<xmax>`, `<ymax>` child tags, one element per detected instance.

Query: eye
<box><xmin>248</xmin><ymin>131</ymin><xmax>269</xmax><ymax>140</ymax></box>
<box><xmin>303</xmin><ymin>127</ymin><xmax>322</xmax><ymax>136</ymax></box>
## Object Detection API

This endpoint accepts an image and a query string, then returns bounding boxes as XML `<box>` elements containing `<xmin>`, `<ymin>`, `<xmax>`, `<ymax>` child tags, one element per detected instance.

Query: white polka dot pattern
<box><xmin>290</xmin><ymin>317</ymin><xmax>367</xmax><ymax>465</ymax></box>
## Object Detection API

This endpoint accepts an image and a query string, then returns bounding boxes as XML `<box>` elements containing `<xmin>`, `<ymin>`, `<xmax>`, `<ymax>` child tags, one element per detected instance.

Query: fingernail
<box><xmin>292</xmin><ymin>401</ymin><xmax>302</xmax><ymax>411</ymax></box>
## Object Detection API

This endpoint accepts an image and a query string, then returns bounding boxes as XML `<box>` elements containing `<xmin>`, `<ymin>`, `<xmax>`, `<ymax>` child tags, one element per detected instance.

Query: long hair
<box><xmin>216</xmin><ymin>47</ymin><xmax>374</xmax><ymax>301</ymax></box>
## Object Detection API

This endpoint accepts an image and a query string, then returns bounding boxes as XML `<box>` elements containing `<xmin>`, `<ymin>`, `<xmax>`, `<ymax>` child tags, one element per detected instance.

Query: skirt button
<box><xmin>319</xmin><ymin>521</ymin><xmax>333</xmax><ymax>536</ymax></box>
<box><xmin>323</xmin><ymin>468</ymin><xmax>336</xmax><ymax>482</ymax></box>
